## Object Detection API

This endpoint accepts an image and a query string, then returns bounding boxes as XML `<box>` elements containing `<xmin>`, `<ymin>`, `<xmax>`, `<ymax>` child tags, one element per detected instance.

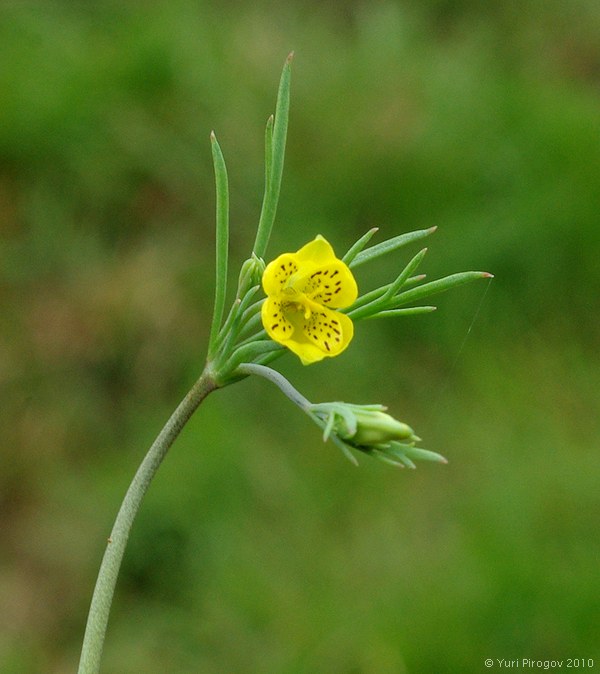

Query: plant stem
<box><xmin>77</xmin><ymin>370</ymin><xmax>217</xmax><ymax>674</ymax></box>
<box><xmin>236</xmin><ymin>362</ymin><xmax>311</xmax><ymax>411</ymax></box>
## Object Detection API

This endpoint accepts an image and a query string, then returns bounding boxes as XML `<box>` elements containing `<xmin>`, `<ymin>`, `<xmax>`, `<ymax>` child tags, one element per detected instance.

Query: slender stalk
<box><xmin>77</xmin><ymin>370</ymin><xmax>217</xmax><ymax>674</ymax></box>
<box><xmin>236</xmin><ymin>362</ymin><xmax>311</xmax><ymax>411</ymax></box>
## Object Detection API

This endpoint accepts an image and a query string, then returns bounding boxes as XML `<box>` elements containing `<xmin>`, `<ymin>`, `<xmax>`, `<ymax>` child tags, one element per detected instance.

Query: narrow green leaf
<box><xmin>403</xmin><ymin>446</ymin><xmax>448</xmax><ymax>464</ymax></box>
<box><xmin>264</xmin><ymin>114</ymin><xmax>274</xmax><ymax>195</ymax></box>
<box><xmin>369</xmin><ymin>449</ymin><xmax>406</xmax><ymax>468</ymax></box>
<box><xmin>342</xmin><ymin>227</ymin><xmax>379</xmax><ymax>265</ymax></box>
<box><xmin>344</xmin><ymin>274</ymin><xmax>425</xmax><ymax>316</ymax></box>
<box><xmin>326</xmin><ymin>432</ymin><xmax>359</xmax><ymax>465</ymax></box>
<box><xmin>226</xmin><ymin>340</ymin><xmax>283</xmax><ymax>373</ymax></box>
<box><xmin>367</xmin><ymin>306</ymin><xmax>437</xmax><ymax>319</ymax></box>
<box><xmin>208</xmin><ymin>132</ymin><xmax>229</xmax><ymax>356</ymax></box>
<box><xmin>253</xmin><ymin>53</ymin><xmax>293</xmax><ymax>259</ymax></box>
<box><xmin>350</xmin><ymin>226</ymin><xmax>437</xmax><ymax>269</ymax></box>
<box><xmin>320</xmin><ymin>411</ymin><xmax>334</xmax><ymax>441</ymax></box>
<box><xmin>384</xmin><ymin>248</ymin><xmax>428</xmax><ymax>299</ymax></box>
<box><xmin>255</xmin><ymin>348</ymin><xmax>286</xmax><ymax>367</ymax></box>
<box><xmin>348</xmin><ymin>249</ymin><xmax>429</xmax><ymax>320</ymax></box>
<box><xmin>391</xmin><ymin>271</ymin><xmax>493</xmax><ymax>307</ymax></box>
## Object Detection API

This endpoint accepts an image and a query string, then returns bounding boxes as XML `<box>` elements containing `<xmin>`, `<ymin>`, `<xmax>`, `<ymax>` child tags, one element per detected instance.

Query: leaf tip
<box><xmin>286</xmin><ymin>51</ymin><xmax>295</xmax><ymax>63</ymax></box>
<box><xmin>427</xmin><ymin>225</ymin><xmax>438</xmax><ymax>234</ymax></box>
<box><xmin>482</xmin><ymin>272</ymin><xmax>494</xmax><ymax>279</ymax></box>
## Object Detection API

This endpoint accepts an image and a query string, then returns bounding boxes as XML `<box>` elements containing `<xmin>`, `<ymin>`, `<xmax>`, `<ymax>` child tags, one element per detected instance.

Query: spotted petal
<box><xmin>262</xmin><ymin>253</ymin><xmax>300</xmax><ymax>297</ymax></box>
<box><xmin>295</xmin><ymin>298</ymin><xmax>354</xmax><ymax>364</ymax></box>
<box><xmin>260</xmin><ymin>235</ymin><xmax>358</xmax><ymax>365</ymax></box>
<box><xmin>261</xmin><ymin>296</ymin><xmax>295</xmax><ymax>343</ymax></box>
<box><xmin>300</xmin><ymin>262</ymin><xmax>357</xmax><ymax>308</ymax></box>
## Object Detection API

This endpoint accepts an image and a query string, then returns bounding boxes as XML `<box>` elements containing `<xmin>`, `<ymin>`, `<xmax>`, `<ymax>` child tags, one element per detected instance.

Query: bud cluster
<box><xmin>308</xmin><ymin>402</ymin><xmax>447</xmax><ymax>468</ymax></box>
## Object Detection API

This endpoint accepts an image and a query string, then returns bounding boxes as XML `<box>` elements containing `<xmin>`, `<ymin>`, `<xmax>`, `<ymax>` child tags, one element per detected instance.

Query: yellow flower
<box><xmin>261</xmin><ymin>235</ymin><xmax>358</xmax><ymax>365</ymax></box>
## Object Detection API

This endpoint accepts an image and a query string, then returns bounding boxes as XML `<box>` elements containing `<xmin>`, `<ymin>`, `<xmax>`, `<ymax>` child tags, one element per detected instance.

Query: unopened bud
<box><xmin>349</xmin><ymin>409</ymin><xmax>416</xmax><ymax>446</ymax></box>
<box><xmin>237</xmin><ymin>254</ymin><xmax>265</xmax><ymax>298</ymax></box>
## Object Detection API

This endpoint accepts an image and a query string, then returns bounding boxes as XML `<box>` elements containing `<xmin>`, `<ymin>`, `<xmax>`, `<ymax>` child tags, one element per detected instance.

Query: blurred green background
<box><xmin>1</xmin><ymin>1</ymin><xmax>599</xmax><ymax>672</ymax></box>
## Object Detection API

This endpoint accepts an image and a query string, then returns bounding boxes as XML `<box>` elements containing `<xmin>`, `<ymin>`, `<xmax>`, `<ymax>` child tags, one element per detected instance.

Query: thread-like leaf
<box><xmin>391</xmin><ymin>271</ymin><xmax>493</xmax><ymax>307</ymax></box>
<box><xmin>350</xmin><ymin>226</ymin><xmax>436</xmax><ymax>268</ymax></box>
<box><xmin>208</xmin><ymin>132</ymin><xmax>229</xmax><ymax>355</ymax></box>
<box><xmin>253</xmin><ymin>53</ymin><xmax>293</xmax><ymax>259</ymax></box>
<box><xmin>264</xmin><ymin>115</ymin><xmax>274</xmax><ymax>195</ymax></box>
<box><xmin>367</xmin><ymin>306</ymin><xmax>437</xmax><ymax>319</ymax></box>
<box><xmin>342</xmin><ymin>227</ymin><xmax>379</xmax><ymax>265</ymax></box>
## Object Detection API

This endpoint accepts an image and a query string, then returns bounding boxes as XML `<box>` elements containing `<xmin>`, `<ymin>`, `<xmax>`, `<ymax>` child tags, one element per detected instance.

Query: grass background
<box><xmin>1</xmin><ymin>1</ymin><xmax>599</xmax><ymax>672</ymax></box>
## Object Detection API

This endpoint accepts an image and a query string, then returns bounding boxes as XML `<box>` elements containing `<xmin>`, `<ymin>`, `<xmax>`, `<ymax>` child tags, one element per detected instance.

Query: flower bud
<box><xmin>236</xmin><ymin>254</ymin><xmax>266</xmax><ymax>297</ymax></box>
<box><xmin>309</xmin><ymin>402</ymin><xmax>418</xmax><ymax>448</ymax></box>
<box><xmin>348</xmin><ymin>409</ymin><xmax>417</xmax><ymax>446</ymax></box>
<box><xmin>308</xmin><ymin>401</ymin><xmax>446</xmax><ymax>467</ymax></box>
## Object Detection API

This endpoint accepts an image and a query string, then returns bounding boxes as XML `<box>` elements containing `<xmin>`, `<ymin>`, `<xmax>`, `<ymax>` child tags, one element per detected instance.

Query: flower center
<box><xmin>282</xmin><ymin>298</ymin><xmax>312</xmax><ymax>321</ymax></box>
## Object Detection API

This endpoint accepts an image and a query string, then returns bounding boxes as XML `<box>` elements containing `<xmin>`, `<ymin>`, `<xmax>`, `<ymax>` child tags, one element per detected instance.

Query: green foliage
<box><xmin>1</xmin><ymin>1</ymin><xmax>599</xmax><ymax>672</ymax></box>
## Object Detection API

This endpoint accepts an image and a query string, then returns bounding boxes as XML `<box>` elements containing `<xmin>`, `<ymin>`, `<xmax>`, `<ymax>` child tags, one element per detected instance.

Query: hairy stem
<box><xmin>77</xmin><ymin>370</ymin><xmax>217</xmax><ymax>674</ymax></box>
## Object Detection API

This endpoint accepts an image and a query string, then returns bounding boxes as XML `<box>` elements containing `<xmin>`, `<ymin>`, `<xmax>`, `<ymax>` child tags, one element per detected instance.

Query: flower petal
<box><xmin>283</xmin><ymin>335</ymin><xmax>329</xmax><ymax>365</ymax></box>
<box><xmin>301</xmin><ymin>299</ymin><xmax>354</xmax><ymax>360</ymax></box>
<box><xmin>262</xmin><ymin>253</ymin><xmax>299</xmax><ymax>297</ymax></box>
<box><xmin>260</xmin><ymin>236</ymin><xmax>358</xmax><ymax>365</ymax></box>
<box><xmin>294</xmin><ymin>235</ymin><xmax>337</xmax><ymax>265</ymax></box>
<box><xmin>261</xmin><ymin>296</ymin><xmax>295</xmax><ymax>343</ymax></box>
<box><xmin>301</xmin><ymin>261</ymin><xmax>358</xmax><ymax>308</ymax></box>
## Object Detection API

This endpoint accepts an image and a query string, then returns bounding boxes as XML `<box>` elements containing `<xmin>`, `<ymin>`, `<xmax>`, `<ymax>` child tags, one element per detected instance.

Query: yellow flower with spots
<box><xmin>261</xmin><ymin>235</ymin><xmax>358</xmax><ymax>365</ymax></box>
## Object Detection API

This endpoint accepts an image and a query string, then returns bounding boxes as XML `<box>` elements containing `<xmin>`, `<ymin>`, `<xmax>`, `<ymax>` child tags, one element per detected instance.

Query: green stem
<box><xmin>77</xmin><ymin>370</ymin><xmax>217</xmax><ymax>674</ymax></box>
<box><xmin>236</xmin><ymin>362</ymin><xmax>311</xmax><ymax>411</ymax></box>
